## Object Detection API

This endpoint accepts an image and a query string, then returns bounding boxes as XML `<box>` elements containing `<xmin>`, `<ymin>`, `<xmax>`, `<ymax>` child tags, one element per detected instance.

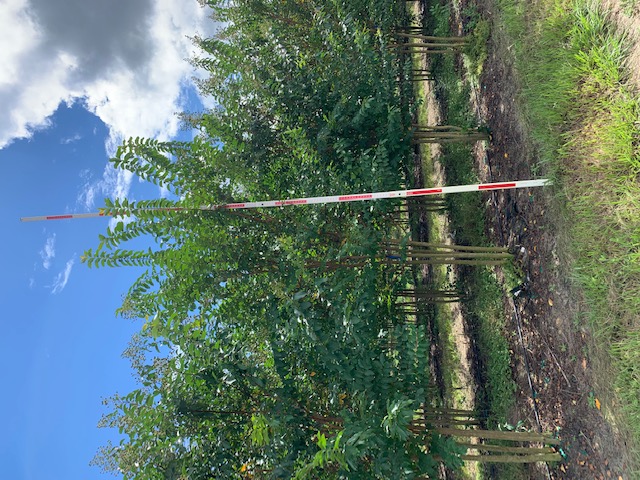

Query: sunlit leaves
<box><xmin>88</xmin><ymin>0</ymin><xmax>449</xmax><ymax>477</ymax></box>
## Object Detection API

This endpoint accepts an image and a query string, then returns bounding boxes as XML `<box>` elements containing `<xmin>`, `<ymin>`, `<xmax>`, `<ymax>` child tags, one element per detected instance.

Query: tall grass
<box><xmin>496</xmin><ymin>0</ymin><xmax>640</xmax><ymax>461</ymax></box>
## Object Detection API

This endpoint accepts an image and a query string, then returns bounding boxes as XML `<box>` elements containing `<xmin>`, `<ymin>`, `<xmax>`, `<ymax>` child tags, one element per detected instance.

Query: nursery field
<box><xmin>413</xmin><ymin>0</ymin><xmax>640</xmax><ymax>478</ymax></box>
<box><xmin>88</xmin><ymin>0</ymin><xmax>640</xmax><ymax>478</ymax></box>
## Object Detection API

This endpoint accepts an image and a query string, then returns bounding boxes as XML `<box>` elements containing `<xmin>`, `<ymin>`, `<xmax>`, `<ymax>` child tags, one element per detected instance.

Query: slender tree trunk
<box><xmin>457</xmin><ymin>443</ymin><xmax>556</xmax><ymax>454</ymax></box>
<box><xmin>461</xmin><ymin>453</ymin><xmax>562</xmax><ymax>463</ymax></box>
<box><xmin>411</xmin><ymin>125</ymin><xmax>489</xmax><ymax>144</ymax></box>
<box><xmin>435</xmin><ymin>427</ymin><xmax>561</xmax><ymax>445</ymax></box>
<box><xmin>395</xmin><ymin>32</ymin><xmax>467</xmax><ymax>43</ymax></box>
<box><xmin>386</xmin><ymin>239</ymin><xmax>509</xmax><ymax>253</ymax></box>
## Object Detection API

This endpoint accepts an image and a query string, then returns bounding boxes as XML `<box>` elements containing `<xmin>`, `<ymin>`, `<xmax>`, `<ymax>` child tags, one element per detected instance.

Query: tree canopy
<box><xmin>88</xmin><ymin>1</ymin><xmax>464</xmax><ymax>478</ymax></box>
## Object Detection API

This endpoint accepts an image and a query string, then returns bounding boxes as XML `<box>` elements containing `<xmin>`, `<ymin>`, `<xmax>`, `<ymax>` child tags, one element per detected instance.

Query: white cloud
<box><xmin>50</xmin><ymin>258</ymin><xmax>75</xmax><ymax>294</ymax></box>
<box><xmin>78</xmin><ymin>162</ymin><xmax>134</xmax><ymax>210</ymax></box>
<box><xmin>77</xmin><ymin>162</ymin><xmax>136</xmax><ymax>230</ymax></box>
<box><xmin>0</xmin><ymin>0</ymin><xmax>218</xmax><ymax>152</ymax></box>
<box><xmin>39</xmin><ymin>233</ymin><xmax>56</xmax><ymax>269</ymax></box>
<box><xmin>0</xmin><ymin>1</ymin><xmax>40</xmax><ymax>87</ymax></box>
<box><xmin>159</xmin><ymin>185</ymin><xmax>171</xmax><ymax>199</ymax></box>
<box><xmin>60</xmin><ymin>133</ymin><xmax>81</xmax><ymax>144</ymax></box>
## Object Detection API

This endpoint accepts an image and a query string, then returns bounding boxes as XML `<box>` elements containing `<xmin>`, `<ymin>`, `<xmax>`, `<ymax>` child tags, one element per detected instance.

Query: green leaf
<box><xmin>317</xmin><ymin>432</ymin><xmax>327</xmax><ymax>449</ymax></box>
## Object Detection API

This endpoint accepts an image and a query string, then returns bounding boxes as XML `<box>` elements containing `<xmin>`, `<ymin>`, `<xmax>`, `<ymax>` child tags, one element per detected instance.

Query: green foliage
<box><xmin>463</xmin><ymin>13</ymin><xmax>490</xmax><ymax>75</ymax></box>
<box><xmin>249</xmin><ymin>414</ymin><xmax>271</xmax><ymax>447</ymax></box>
<box><xmin>381</xmin><ymin>398</ymin><xmax>415</xmax><ymax>441</ymax></box>
<box><xmin>87</xmin><ymin>1</ymin><xmax>469</xmax><ymax>478</ymax></box>
<box><xmin>293</xmin><ymin>431</ymin><xmax>347</xmax><ymax>479</ymax></box>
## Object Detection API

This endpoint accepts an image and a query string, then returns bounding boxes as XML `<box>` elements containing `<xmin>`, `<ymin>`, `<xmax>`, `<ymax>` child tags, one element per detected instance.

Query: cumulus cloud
<box><xmin>159</xmin><ymin>185</ymin><xmax>170</xmax><ymax>199</ymax></box>
<box><xmin>39</xmin><ymin>233</ymin><xmax>56</xmax><ymax>269</ymax></box>
<box><xmin>50</xmin><ymin>258</ymin><xmax>75</xmax><ymax>294</ymax></box>
<box><xmin>0</xmin><ymin>0</ymin><xmax>217</xmax><ymax>154</ymax></box>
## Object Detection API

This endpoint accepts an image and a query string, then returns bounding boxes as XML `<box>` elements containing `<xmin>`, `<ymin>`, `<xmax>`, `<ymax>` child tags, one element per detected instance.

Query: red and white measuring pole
<box><xmin>20</xmin><ymin>179</ymin><xmax>550</xmax><ymax>222</ymax></box>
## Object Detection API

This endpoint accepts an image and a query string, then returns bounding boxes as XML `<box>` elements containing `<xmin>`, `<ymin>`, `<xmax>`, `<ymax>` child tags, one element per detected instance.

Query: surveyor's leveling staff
<box><xmin>20</xmin><ymin>179</ymin><xmax>550</xmax><ymax>222</ymax></box>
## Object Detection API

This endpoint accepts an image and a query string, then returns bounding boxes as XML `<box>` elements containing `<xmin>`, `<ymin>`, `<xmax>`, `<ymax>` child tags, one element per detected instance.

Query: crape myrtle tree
<box><xmin>90</xmin><ymin>0</ymin><xmax>464</xmax><ymax>478</ymax></box>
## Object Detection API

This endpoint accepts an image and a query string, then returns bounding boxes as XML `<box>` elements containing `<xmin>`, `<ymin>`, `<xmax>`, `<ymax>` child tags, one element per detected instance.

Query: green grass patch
<box><xmin>493</xmin><ymin>0</ymin><xmax>640</xmax><ymax>467</ymax></box>
<box><xmin>411</xmin><ymin>45</ymin><xmax>469</xmax><ymax>413</ymax></box>
<box><xmin>426</xmin><ymin>0</ymin><xmax>518</xmax><ymax>420</ymax></box>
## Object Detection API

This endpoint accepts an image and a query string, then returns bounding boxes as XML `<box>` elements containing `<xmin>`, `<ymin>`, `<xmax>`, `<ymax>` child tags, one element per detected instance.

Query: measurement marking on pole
<box><xmin>20</xmin><ymin>179</ymin><xmax>551</xmax><ymax>222</ymax></box>
<box><xmin>478</xmin><ymin>182</ymin><xmax>517</xmax><ymax>190</ymax></box>
<box><xmin>222</xmin><ymin>203</ymin><xmax>246</xmax><ymax>209</ymax></box>
<box><xmin>407</xmin><ymin>188</ymin><xmax>443</xmax><ymax>196</ymax></box>
<box><xmin>339</xmin><ymin>194</ymin><xmax>374</xmax><ymax>201</ymax></box>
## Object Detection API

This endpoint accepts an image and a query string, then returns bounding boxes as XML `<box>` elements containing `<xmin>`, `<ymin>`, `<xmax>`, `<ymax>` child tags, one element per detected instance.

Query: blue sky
<box><xmin>1</xmin><ymin>1</ymin><xmax>214</xmax><ymax>478</ymax></box>
<box><xmin>2</xmin><ymin>100</ymin><xmax>147</xmax><ymax>479</ymax></box>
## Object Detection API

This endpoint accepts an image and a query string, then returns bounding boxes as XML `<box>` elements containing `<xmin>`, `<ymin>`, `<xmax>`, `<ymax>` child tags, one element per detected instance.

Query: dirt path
<box><xmin>457</xmin><ymin>0</ymin><xmax>639</xmax><ymax>477</ymax></box>
<box><xmin>420</xmin><ymin>38</ymin><xmax>482</xmax><ymax>480</ymax></box>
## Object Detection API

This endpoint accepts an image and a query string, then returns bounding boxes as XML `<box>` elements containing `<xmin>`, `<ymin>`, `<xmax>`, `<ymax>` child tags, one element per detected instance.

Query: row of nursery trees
<box><xmin>87</xmin><ymin>1</ymin><xmax>490</xmax><ymax>478</ymax></box>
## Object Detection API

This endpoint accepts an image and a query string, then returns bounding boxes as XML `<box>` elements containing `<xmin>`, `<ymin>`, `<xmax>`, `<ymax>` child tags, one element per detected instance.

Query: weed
<box><xmin>463</xmin><ymin>14</ymin><xmax>490</xmax><ymax>75</ymax></box>
<box><xmin>621</xmin><ymin>0</ymin><xmax>638</xmax><ymax>16</ymax></box>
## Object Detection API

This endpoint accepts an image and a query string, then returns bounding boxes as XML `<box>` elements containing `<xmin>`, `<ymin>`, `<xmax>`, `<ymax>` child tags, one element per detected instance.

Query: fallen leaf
<box><xmin>548</xmin><ymin>298</ymin><xmax>554</xmax><ymax>306</ymax></box>
<box><xmin>582</xmin><ymin>358</ymin><xmax>587</xmax><ymax>370</ymax></box>
<box><xmin>504</xmin><ymin>152</ymin><xmax>509</xmax><ymax>158</ymax></box>
<box><xmin>595</xmin><ymin>398</ymin><xmax>601</xmax><ymax>410</ymax></box>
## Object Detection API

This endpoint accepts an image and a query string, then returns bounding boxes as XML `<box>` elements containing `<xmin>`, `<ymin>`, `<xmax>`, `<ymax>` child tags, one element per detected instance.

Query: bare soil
<box><xmin>454</xmin><ymin>0</ymin><xmax>638</xmax><ymax>478</ymax></box>
<box><xmin>410</xmin><ymin>0</ymin><xmax>640</xmax><ymax>478</ymax></box>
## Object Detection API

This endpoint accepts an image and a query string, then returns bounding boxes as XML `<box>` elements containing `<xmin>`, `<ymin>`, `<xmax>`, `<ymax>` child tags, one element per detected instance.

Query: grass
<box><xmin>621</xmin><ymin>0</ymin><xmax>638</xmax><ymax>16</ymax></box>
<box><xmin>407</xmin><ymin>8</ymin><xmax>470</xmax><ymax>425</ymax></box>
<box><xmin>492</xmin><ymin>0</ymin><xmax>640</xmax><ymax>465</ymax></box>
<box><xmin>412</xmin><ymin>49</ymin><xmax>470</xmax><ymax>413</ymax></box>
